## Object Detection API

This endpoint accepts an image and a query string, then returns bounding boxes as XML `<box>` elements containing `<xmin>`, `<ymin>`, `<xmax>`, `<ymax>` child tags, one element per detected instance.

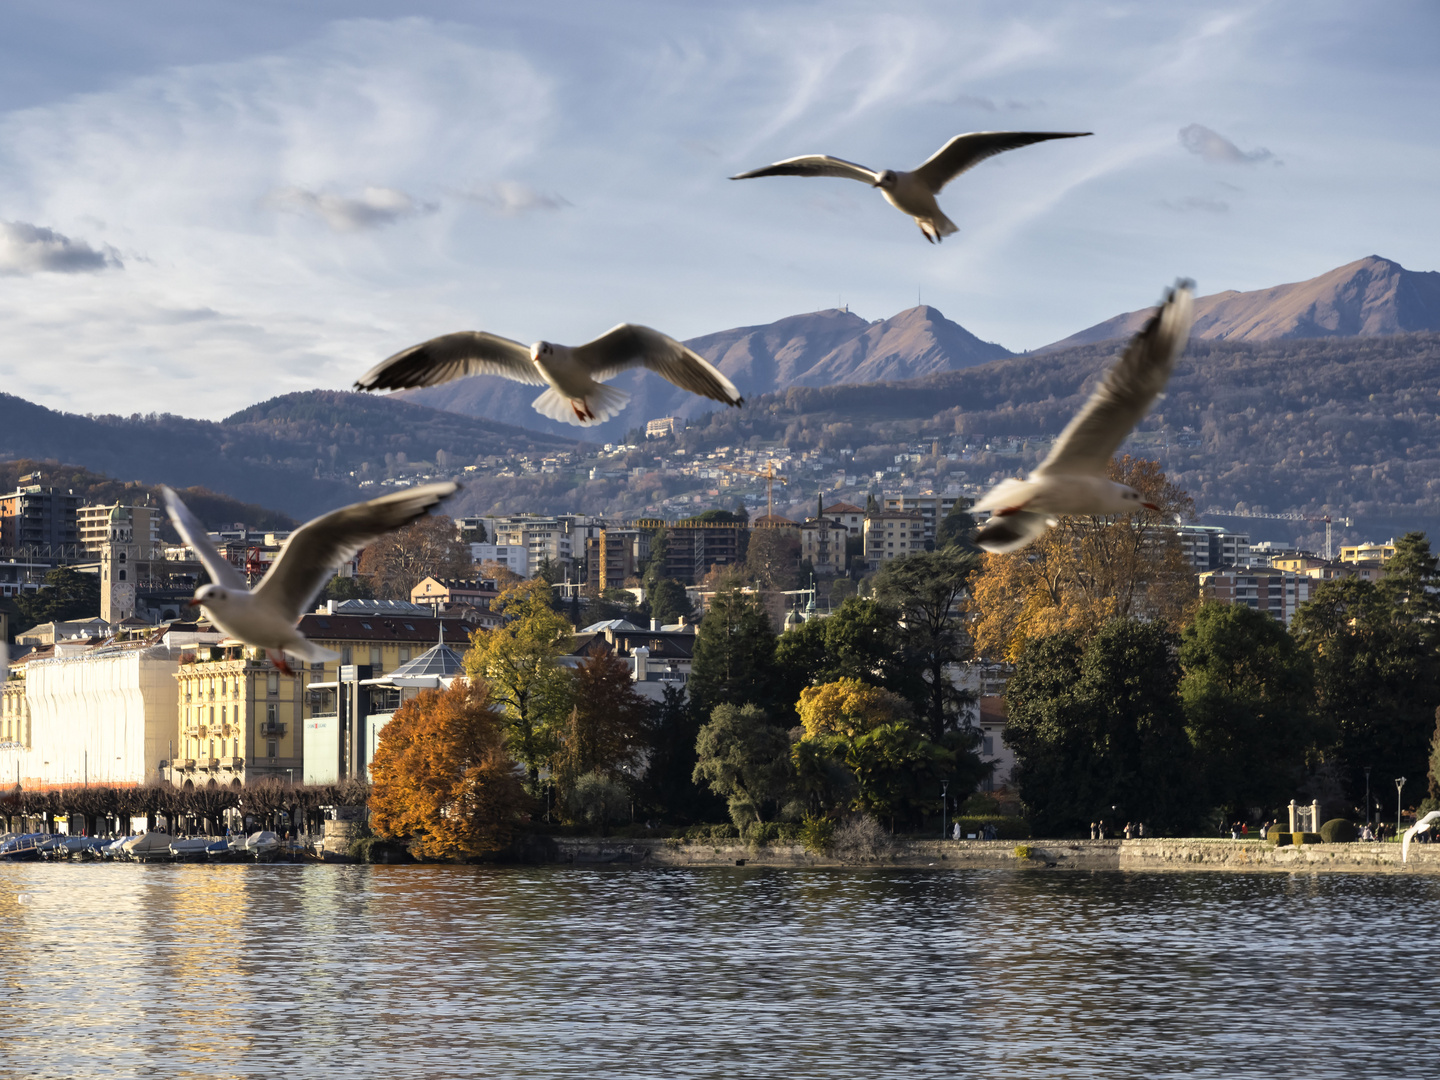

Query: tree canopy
<box><xmin>357</xmin><ymin>513</ymin><xmax>472</xmax><ymax>601</ymax></box>
<box><xmin>369</xmin><ymin>678</ymin><xmax>528</xmax><ymax>859</ymax></box>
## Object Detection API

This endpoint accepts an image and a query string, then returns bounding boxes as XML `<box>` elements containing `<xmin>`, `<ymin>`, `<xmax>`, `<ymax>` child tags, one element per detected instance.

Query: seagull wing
<box><xmin>161</xmin><ymin>486</ymin><xmax>249</xmax><ymax>593</ymax></box>
<box><xmin>730</xmin><ymin>155</ymin><xmax>882</xmax><ymax>185</ymax></box>
<box><xmin>1403</xmin><ymin>823</ymin><xmax>1417</xmax><ymax>863</ymax></box>
<box><xmin>1032</xmin><ymin>281</ymin><xmax>1194</xmax><ymax>479</ymax></box>
<box><xmin>974</xmin><ymin>511</ymin><xmax>1051</xmax><ymax>554</ymax></box>
<box><xmin>572</xmin><ymin>324</ymin><xmax>744</xmax><ymax>407</ymax></box>
<box><xmin>253</xmin><ymin>482</ymin><xmax>460</xmax><ymax>622</ymax></box>
<box><xmin>354</xmin><ymin>332</ymin><xmax>541</xmax><ymax>391</ymax></box>
<box><xmin>911</xmin><ymin>131</ymin><xmax>1093</xmax><ymax>193</ymax></box>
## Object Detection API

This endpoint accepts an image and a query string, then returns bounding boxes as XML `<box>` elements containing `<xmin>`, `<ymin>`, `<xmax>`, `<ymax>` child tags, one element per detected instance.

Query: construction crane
<box><xmin>716</xmin><ymin>461</ymin><xmax>787</xmax><ymax>520</ymax></box>
<box><xmin>1199</xmin><ymin>509</ymin><xmax>1354</xmax><ymax>560</ymax></box>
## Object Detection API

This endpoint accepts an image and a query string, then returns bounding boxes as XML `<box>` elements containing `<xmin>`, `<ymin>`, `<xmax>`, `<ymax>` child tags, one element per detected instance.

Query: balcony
<box><xmin>261</xmin><ymin>721</ymin><xmax>287</xmax><ymax>737</ymax></box>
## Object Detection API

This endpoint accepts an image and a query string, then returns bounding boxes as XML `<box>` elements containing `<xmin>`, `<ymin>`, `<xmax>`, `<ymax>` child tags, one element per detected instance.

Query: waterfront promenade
<box><xmin>534</xmin><ymin>835</ymin><xmax>1440</xmax><ymax>873</ymax></box>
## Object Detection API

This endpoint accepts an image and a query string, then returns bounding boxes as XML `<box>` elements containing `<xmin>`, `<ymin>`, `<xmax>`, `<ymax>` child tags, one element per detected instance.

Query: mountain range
<box><xmin>397</xmin><ymin>303</ymin><xmax>1012</xmax><ymax>442</ymax></box>
<box><xmin>1044</xmin><ymin>255</ymin><xmax>1440</xmax><ymax>350</ymax></box>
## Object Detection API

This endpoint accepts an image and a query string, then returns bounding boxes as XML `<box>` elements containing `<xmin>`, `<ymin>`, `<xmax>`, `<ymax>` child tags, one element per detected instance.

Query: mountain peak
<box><xmin>1044</xmin><ymin>255</ymin><xmax>1440</xmax><ymax>349</ymax></box>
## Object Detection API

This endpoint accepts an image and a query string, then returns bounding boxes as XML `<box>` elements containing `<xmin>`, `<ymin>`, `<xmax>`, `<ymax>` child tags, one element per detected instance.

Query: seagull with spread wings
<box><xmin>163</xmin><ymin>482</ymin><xmax>459</xmax><ymax>674</ymax></box>
<box><xmin>354</xmin><ymin>323</ymin><xmax>743</xmax><ymax>428</ymax></box>
<box><xmin>731</xmin><ymin>130</ymin><xmax>1092</xmax><ymax>243</ymax></box>
<box><xmin>1402</xmin><ymin>810</ymin><xmax>1440</xmax><ymax>863</ymax></box>
<box><xmin>972</xmin><ymin>281</ymin><xmax>1195</xmax><ymax>553</ymax></box>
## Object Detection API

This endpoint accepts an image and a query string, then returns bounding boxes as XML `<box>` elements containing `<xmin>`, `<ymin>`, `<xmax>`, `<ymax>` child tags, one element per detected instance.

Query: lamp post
<box><xmin>941</xmin><ymin>780</ymin><xmax>949</xmax><ymax>841</ymax></box>
<box><xmin>1363</xmin><ymin>767</ymin><xmax>1371</xmax><ymax>825</ymax></box>
<box><xmin>1395</xmin><ymin>777</ymin><xmax>1406</xmax><ymax>835</ymax></box>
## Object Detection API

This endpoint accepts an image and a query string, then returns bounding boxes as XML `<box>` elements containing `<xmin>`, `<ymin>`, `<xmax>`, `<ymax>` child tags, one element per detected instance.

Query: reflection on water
<box><xmin>1</xmin><ymin>865</ymin><xmax>1436</xmax><ymax>1079</ymax></box>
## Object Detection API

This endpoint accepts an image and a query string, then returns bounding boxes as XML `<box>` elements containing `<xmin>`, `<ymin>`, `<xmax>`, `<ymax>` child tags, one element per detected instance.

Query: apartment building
<box><xmin>478</xmin><ymin>514</ymin><xmax>598</xmax><ymax>578</ymax></box>
<box><xmin>410</xmin><ymin>577</ymin><xmax>500</xmax><ymax>616</ymax></box>
<box><xmin>881</xmin><ymin>493</ymin><xmax>969</xmax><ymax>544</ymax></box>
<box><xmin>584</xmin><ymin>528</ymin><xmax>649</xmax><ymax>592</ymax></box>
<box><xmin>864</xmin><ymin>509</ymin><xmax>924</xmax><ymax>568</ymax></box>
<box><xmin>1340</xmin><ymin>540</ymin><xmax>1397</xmax><ymax>564</ymax></box>
<box><xmin>1166</xmin><ymin>525</ymin><xmax>1251</xmax><ymax>571</ymax></box>
<box><xmin>823</xmin><ymin>502</ymin><xmax>866</xmax><ymax>537</ymax></box>
<box><xmin>0</xmin><ymin>476</ymin><xmax>81</xmax><ymax>555</ymax></box>
<box><xmin>799</xmin><ymin>516</ymin><xmax>848</xmax><ymax>576</ymax></box>
<box><xmin>77</xmin><ymin>503</ymin><xmax>163</xmax><ymax>557</ymax></box>
<box><xmin>633</xmin><ymin>518</ymin><xmax>749</xmax><ymax>585</ymax></box>
<box><xmin>1198</xmin><ymin>566</ymin><xmax>1314</xmax><ymax>626</ymax></box>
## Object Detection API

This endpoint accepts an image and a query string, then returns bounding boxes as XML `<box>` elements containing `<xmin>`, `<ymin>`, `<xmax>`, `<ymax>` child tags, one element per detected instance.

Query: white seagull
<box><xmin>355</xmin><ymin>323</ymin><xmax>744</xmax><ymax>428</ymax></box>
<box><xmin>162</xmin><ymin>482</ymin><xmax>459</xmax><ymax>674</ymax></box>
<box><xmin>730</xmin><ymin>130</ymin><xmax>1092</xmax><ymax>243</ymax></box>
<box><xmin>972</xmin><ymin>281</ymin><xmax>1195</xmax><ymax>553</ymax></box>
<box><xmin>1402</xmin><ymin>810</ymin><xmax>1440</xmax><ymax>863</ymax></box>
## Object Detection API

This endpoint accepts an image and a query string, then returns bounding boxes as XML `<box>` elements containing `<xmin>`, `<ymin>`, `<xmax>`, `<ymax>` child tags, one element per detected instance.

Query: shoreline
<box><xmin>526</xmin><ymin>836</ymin><xmax>1440</xmax><ymax>874</ymax></box>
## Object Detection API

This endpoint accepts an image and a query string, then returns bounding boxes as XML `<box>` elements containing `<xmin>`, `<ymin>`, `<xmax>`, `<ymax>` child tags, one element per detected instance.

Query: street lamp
<box><xmin>940</xmin><ymin>780</ymin><xmax>949</xmax><ymax>840</ymax></box>
<box><xmin>1395</xmin><ymin>777</ymin><xmax>1406</xmax><ymax>834</ymax></box>
<box><xmin>1363</xmin><ymin>767</ymin><xmax>1371</xmax><ymax>825</ymax></box>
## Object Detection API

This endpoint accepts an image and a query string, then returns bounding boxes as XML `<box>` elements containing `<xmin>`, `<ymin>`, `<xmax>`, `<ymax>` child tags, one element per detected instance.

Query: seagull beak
<box><xmin>187</xmin><ymin>598</ymin><xmax>202</xmax><ymax>608</ymax></box>
<box><xmin>1142</xmin><ymin>502</ymin><xmax>1160</xmax><ymax>512</ymax></box>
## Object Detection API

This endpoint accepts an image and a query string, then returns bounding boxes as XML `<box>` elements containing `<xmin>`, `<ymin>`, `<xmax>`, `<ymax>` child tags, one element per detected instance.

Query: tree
<box><xmin>1429</xmin><ymin>706</ymin><xmax>1440</xmax><ymax>801</ymax></box>
<box><xmin>553</xmin><ymin>653</ymin><xmax>648</xmax><ymax>814</ymax></box>
<box><xmin>1291</xmin><ymin>547</ymin><xmax>1440</xmax><ymax>805</ymax></box>
<box><xmin>479</xmin><ymin>560</ymin><xmax>523</xmax><ymax>588</ymax></box>
<box><xmin>874</xmin><ymin>546</ymin><xmax>979</xmax><ymax>740</ymax></box>
<box><xmin>322</xmin><ymin>575</ymin><xmax>375</xmax><ymax>603</ymax></box>
<box><xmin>934</xmin><ymin>501</ymin><xmax>980</xmax><ymax>551</ymax></box>
<box><xmin>464</xmin><ymin>579</ymin><xmax>576</xmax><ymax>790</ymax></box>
<box><xmin>692</xmin><ymin>703</ymin><xmax>793</xmax><ymax>827</ymax></box>
<box><xmin>1179</xmin><ymin>603</ymin><xmax>1314</xmax><ymax>815</ymax></box>
<box><xmin>775</xmin><ymin>597</ymin><xmax>922</xmax><ymax>716</ymax></box>
<box><xmin>745</xmin><ymin>528</ymin><xmax>800</xmax><ymax>590</ymax></box>
<box><xmin>969</xmin><ymin>456</ymin><xmax>1197</xmax><ymax>661</ymax></box>
<box><xmin>687</xmin><ymin>586</ymin><xmax>779</xmax><ymax>721</ymax></box>
<box><xmin>369</xmin><ymin>678</ymin><xmax>528</xmax><ymax>859</ymax></box>
<box><xmin>1005</xmin><ymin>619</ymin><xmax>1196</xmax><ymax>836</ymax></box>
<box><xmin>635</xmin><ymin>683</ymin><xmax>724</xmax><ymax>823</ymax></box>
<box><xmin>357</xmin><ymin>514</ymin><xmax>471</xmax><ymax>601</ymax></box>
<box><xmin>647</xmin><ymin>578</ymin><xmax>692</xmax><ymax>627</ymax></box>
<box><xmin>15</xmin><ymin>566</ymin><xmax>101</xmax><ymax>629</ymax></box>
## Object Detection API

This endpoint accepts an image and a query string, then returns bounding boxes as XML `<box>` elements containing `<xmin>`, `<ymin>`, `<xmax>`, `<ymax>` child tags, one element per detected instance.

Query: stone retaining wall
<box><xmin>536</xmin><ymin>836</ymin><xmax>1440</xmax><ymax>873</ymax></box>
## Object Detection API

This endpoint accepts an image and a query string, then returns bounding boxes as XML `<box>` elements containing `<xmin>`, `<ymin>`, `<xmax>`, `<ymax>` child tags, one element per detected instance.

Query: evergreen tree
<box><xmin>1180</xmin><ymin>603</ymin><xmax>1314</xmax><ymax>815</ymax></box>
<box><xmin>635</xmin><ymin>684</ymin><xmax>725</xmax><ymax>823</ymax></box>
<box><xmin>16</xmin><ymin>566</ymin><xmax>101</xmax><ymax>629</ymax></box>
<box><xmin>692</xmin><ymin>703</ymin><xmax>793</xmax><ymax>827</ymax></box>
<box><xmin>687</xmin><ymin>587</ymin><xmax>779</xmax><ymax>721</ymax></box>
<box><xmin>1006</xmin><ymin>620</ymin><xmax>1196</xmax><ymax>836</ymax></box>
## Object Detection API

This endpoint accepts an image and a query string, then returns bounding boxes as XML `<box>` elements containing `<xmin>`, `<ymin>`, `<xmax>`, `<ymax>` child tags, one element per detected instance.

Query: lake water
<box><xmin>1</xmin><ymin>864</ymin><xmax>1436</xmax><ymax>1078</ymax></box>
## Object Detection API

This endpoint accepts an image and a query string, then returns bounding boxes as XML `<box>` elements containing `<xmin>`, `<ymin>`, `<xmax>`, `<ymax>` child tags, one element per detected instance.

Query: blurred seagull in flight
<box><xmin>972</xmin><ymin>281</ymin><xmax>1195</xmax><ymax>553</ymax></box>
<box><xmin>730</xmin><ymin>130</ymin><xmax>1092</xmax><ymax>243</ymax></box>
<box><xmin>355</xmin><ymin>324</ymin><xmax>744</xmax><ymax>428</ymax></box>
<box><xmin>163</xmin><ymin>482</ymin><xmax>459</xmax><ymax>674</ymax></box>
<box><xmin>1403</xmin><ymin>810</ymin><xmax>1440</xmax><ymax>863</ymax></box>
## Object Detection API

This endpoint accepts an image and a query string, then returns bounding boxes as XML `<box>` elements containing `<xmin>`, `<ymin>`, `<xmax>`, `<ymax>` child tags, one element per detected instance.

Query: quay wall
<box><xmin>534</xmin><ymin>836</ymin><xmax>1440</xmax><ymax>874</ymax></box>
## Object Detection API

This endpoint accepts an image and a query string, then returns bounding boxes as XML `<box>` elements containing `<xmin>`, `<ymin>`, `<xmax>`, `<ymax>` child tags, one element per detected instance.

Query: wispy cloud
<box><xmin>1179</xmin><ymin>123</ymin><xmax>1276</xmax><ymax>164</ymax></box>
<box><xmin>458</xmin><ymin>181</ymin><xmax>569</xmax><ymax>217</ymax></box>
<box><xmin>0</xmin><ymin>220</ymin><xmax>120</xmax><ymax>274</ymax></box>
<box><xmin>1158</xmin><ymin>195</ymin><xmax>1230</xmax><ymax>213</ymax></box>
<box><xmin>264</xmin><ymin>185</ymin><xmax>437</xmax><ymax>231</ymax></box>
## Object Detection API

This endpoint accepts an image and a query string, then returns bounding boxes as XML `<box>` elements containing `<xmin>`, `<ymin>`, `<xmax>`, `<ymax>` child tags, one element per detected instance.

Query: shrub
<box><xmin>1291</xmin><ymin>831</ymin><xmax>1324</xmax><ymax>846</ymax></box>
<box><xmin>1267</xmin><ymin>830</ymin><xmax>1291</xmax><ymax>846</ymax></box>
<box><xmin>800</xmin><ymin>814</ymin><xmax>836</xmax><ymax>854</ymax></box>
<box><xmin>1013</xmin><ymin>844</ymin><xmax>1034</xmax><ymax>860</ymax></box>
<box><xmin>832</xmin><ymin>815</ymin><xmax>896</xmax><ymax>864</ymax></box>
<box><xmin>1319</xmin><ymin>818</ymin><xmax>1357</xmax><ymax>844</ymax></box>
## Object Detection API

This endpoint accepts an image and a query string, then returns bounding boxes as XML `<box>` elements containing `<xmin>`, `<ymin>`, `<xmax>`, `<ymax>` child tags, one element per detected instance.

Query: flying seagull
<box><xmin>162</xmin><ymin>482</ymin><xmax>459</xmax><ymax>674</ymax></box>
<box><xmin>972</xmin><ymin>281</ymin><xmax>1195</xmax><ymax>553</ymax></box>
<box><xmin>355</xmin><ymin>323</ymin><xmax>744</xmax><ymax>427</ymax></box>
<box><xmin>730</xmin><ymin>130</ymin><xmax>1092</xmax><ymax>243</ymax></box>
<box><xmin>1402</xmin><ymin>810</ymin><xmax>1440</xmax><ymax>863</ymax></box>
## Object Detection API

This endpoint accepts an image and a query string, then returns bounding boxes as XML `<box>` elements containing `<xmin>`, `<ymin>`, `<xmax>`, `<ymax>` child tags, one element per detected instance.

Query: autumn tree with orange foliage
<box><xmin>369</xmin><ymin>678</ymin><xmax>528</xmax><ymax>860</ymax></box>
<box><xmin>970</xmin><ymin>456</ymin><xmax>1199</xmax><ymax>661</ymax></box>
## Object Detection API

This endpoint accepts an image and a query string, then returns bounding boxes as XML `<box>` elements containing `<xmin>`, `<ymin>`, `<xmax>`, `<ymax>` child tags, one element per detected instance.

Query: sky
<box><xmin>1</xmin><ymin>0</ymin><xmax>1438</xmax><ymax>420</ymax></box>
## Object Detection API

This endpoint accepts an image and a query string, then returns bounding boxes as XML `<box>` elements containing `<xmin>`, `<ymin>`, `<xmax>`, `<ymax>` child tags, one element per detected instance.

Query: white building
<box><xmin>0</xmin><ymin>637</ymin><xmax>199</xmax><ymax>792</ymax></box>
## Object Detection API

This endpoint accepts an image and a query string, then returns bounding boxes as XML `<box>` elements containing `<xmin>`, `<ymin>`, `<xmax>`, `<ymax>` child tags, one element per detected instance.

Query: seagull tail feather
<box><xmin>283</xmin><ymin>638</ymin><xmax>340</xmax><ymax>664</ymax></box>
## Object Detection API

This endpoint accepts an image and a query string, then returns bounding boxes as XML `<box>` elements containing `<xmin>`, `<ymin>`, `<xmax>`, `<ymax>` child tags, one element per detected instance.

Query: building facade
<box><xmin>1198</xmin><ymin>567</ymin><xmax>1315</xmax><ymax>625</ymax></box>
<box><xmin>864</xmin><ymin>509</ymin><xmax>924</xmax><ymax>567</ymax></box>
<box><xmin>0</xmin><ymin>476</ymin><xmax>81</xmax><ymax>557</ymax></box>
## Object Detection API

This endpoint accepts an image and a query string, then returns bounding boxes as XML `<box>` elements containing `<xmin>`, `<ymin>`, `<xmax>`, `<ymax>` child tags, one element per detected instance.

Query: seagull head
<box><xmin>530</xmin><ymin>341</ymin><xmax>553</xmax><ymax>365</ymax></box>
<box><xmin>1117</xmin><ymin>487</ymin><xmax>1161</xmax><ymax>513</ymax></box>
<box><xmin>190</xmin><ymin>583</ymin><xmax>234</xmax><ymax>612</ymax></box>
<box><xmin>876</xmin><ymin>170</ymin><xmax>898</xmax><ymax>189</ymax></box>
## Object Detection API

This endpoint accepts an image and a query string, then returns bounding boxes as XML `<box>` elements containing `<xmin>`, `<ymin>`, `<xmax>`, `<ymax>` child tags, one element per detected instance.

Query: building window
<box><xmin>267</xmin><ymin>703</ymin><xmax>278</xmax><ymax>723</ymax></box>
<box><xmin>341</xmin><ymin>647</ymin><xmax>353</xmax><ymax>666</ymax></box>
<box><xmin>267</xmin><ymin>672</ymin><xmax>279</xmax><ymax>695</ymax></box>
<box><xmin>267</xmin><ymin>739</ymin><xmax>279</xmax><ymax>759</ymax></box>
<box><xmin>370</xmin><ymin>646</ymin><xmax>382</xmax><ymax>670</ymax></box>
<box><xmin>117</xmin><ymin>569</ymin><xmax>126</xmax><ymax>581</ymax></box>
<box><xmin>399</xmin><ymin>647</ymin><xmax>411</xmax><ymax>663</ymax></box>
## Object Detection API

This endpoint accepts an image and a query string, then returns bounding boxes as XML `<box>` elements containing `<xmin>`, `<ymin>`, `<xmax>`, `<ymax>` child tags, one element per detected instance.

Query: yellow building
<box><xmin>170</xmin><ymin>605</ymin><xmax>477</xmax><ymax>788</ymax></box>
<box><xmin>864</xmin><ymin>509</ymin><xmax>924</xmax><ymax>568</ymax></box>
<box><xmin>1339</xmin><ymin>540</ymin><xmax>1397</xmax><ymax>564</ymax></box>
<box><xmin>2</xmin><ymin>669</ymin><xmax>30</xmax><ymax>749</ymax></box>
<box><xmin>173</xmin><ymin>643</ymin><xmax>304</xmax><ymax>788</ymax></box>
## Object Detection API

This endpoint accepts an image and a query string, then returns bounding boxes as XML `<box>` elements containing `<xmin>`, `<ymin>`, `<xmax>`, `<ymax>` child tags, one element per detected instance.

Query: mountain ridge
<box><xmin>1043</xmin><ymin>255</ymin><xmax>1440</xmax><ymax>350</ymax></box>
